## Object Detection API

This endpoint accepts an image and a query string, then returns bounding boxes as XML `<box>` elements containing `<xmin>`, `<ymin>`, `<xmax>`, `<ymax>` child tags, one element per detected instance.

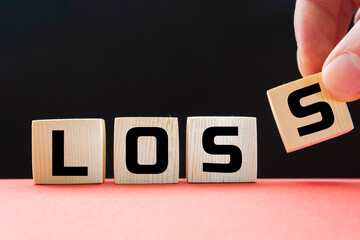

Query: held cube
<box><xmin>186</xmin><ymin>117</ymin><xmax>257</xmax><ymax>183</ymax></box>
<box><xmin>32</xmin><ymin>119</ymin><xmax>106</xmax><ymax>184</ymax></box>
<box><xmin>267</xmin><ymin>73</ymin><xmax>354</xmax><ymax>152</ymax></box>
<box><xmin>114</xmin><ymin>117</ymin><xmax>179</xmax><ymax>184</ymax></box>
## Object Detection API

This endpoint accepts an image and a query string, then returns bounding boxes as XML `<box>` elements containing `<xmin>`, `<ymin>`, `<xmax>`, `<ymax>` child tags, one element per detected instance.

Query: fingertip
<box><xmin>322</xmin><ymin>53</ymin><xmax>360</xmax><ymax>102</ymax></box>
<box><xmin>296</xmin><ymin>48</ymin><xmax>324</xmax><ymax>77</ymax></box>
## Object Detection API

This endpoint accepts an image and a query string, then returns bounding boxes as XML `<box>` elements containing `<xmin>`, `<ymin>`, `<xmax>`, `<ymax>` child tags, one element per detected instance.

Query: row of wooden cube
<box><xmin>32</xmin><ymin>117</ymin><xmax>257</xmax><ymax>184</ymax></box>
<box><xmin>32</xmin><ymin>73</ymin><xmax>355</xmax><ymax>185</ymax></box>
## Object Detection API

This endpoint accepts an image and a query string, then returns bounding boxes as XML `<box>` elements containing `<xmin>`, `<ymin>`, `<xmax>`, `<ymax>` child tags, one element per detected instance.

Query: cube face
<box><xmin>114</xmin><ymin>117</ymin><xmax>179</xmax><ymax>184</ymax></box>
<box><xmin>32</xmin><ymin>119</ymin><xmax>106</xmax><ymax>184</ymax></box>
<box><xmin>186</xmin><ymin>117</ymin><xmax>257</xmax><ymax>183</ymax></box>
<box><xmin>267</xmin><ymin>73</ymin><xmax>354</xmax><ymax>152</ymax></box>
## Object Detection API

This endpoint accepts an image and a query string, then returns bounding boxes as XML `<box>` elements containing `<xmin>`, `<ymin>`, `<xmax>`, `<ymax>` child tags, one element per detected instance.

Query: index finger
<box><xmin>294</xmin><ymin>0</ymin><xmax>354</xmax><ymax>76</ymax></box>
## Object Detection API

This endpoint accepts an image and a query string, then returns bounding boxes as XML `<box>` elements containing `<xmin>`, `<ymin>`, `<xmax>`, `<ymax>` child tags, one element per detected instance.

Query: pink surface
<box><xmin>0</xmin><ymin>179</ymin><xmax>360</xmax><ymax>240</ymax></box>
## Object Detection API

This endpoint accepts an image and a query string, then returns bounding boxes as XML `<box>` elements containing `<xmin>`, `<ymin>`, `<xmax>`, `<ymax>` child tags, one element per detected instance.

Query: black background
<box><xmin>1</xmin><ymin>0</ymin><xmax>360</xmax><ymax>179</ymax></box>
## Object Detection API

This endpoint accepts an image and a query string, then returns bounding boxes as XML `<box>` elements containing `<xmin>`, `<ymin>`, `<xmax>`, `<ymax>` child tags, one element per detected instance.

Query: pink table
<box><xmin>1</xmin><ymin>179</ymin><xmax>359</xmax><ymax>239</ymax></box>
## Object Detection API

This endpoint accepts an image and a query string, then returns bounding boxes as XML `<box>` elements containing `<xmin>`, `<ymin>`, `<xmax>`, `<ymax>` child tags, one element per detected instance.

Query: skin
<box><xmin>294</xmin><ymin>0</ymin><xmax>360</xmax><ymax>101</ymax></box>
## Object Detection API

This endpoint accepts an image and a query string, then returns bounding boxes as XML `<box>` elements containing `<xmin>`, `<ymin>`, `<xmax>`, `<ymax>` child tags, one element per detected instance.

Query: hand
<box><xmin>294</xmin><ymin>0</ymin><xmax>360</xmax><ymax>101</ymax></box>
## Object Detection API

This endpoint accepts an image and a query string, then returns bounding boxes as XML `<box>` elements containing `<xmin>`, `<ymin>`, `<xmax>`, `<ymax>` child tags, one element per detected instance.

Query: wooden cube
<box><xmin>32</xmin><ymin>119</ymin><xmax>106</xmax><ymax>184</ymax></box>
<box><xmin>114</xmin><ymin>117</ymin><xmax>179</xmax><ymax>184</ymax></box>
<box><xmin>186</xmin><ymin>117</ymin><xmax>257</xmax><ymax>183</ymax></box>
<box><xmin>267</xmin><ymin>73</ymin><xmax>354</xmax><ymax>152</ymax></box>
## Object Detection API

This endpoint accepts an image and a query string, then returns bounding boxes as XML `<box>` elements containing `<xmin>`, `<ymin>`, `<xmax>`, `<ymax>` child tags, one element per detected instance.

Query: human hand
<box><xmin>294</xmin><ymin>0</ymin><xmax>360</xmax><ymax>101</ymax></box>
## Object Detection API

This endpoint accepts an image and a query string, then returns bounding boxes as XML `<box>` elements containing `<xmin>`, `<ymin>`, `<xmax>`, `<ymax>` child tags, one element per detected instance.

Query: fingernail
<box><xmin>297</xmin><ymin>49</ymin><xmax>306</xmax><ymax>77</ymax></box>
<box><xmin>355</xmin><ymin>8</ymin><xmax>360</xmax><ymax>24</ymax></box>
<box><xmin>322</xmin><ymin>53</ymin><xmax>360</xmax><ymax>102</ymax></box>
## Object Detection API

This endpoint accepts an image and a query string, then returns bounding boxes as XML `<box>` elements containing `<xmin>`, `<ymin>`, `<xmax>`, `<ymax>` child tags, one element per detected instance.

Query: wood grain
<box><xmin>114</xmin><ymin>117</ymin><xmax>179</xmax><ymax>184</ymax></box>
<box><xmin>186</xmin><ymin>117</ymin><xmax>257</xmax><ymax>183</ymax></box>
<box><xmin>267</xmin><ymin>73</ymin><xmax>354</xmax><ymax>152</ymax></box>
<box><xmin>32</xmin><ymin>119</ymin><xmax>106</xmax><ymax>184</ymax></box>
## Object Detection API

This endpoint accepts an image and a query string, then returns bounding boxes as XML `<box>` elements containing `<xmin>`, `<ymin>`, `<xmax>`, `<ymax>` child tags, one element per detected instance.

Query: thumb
<box><xmin>322</xmin><ymin>20</ymin><xmax>360</xmax><ymax>102</ymax></box>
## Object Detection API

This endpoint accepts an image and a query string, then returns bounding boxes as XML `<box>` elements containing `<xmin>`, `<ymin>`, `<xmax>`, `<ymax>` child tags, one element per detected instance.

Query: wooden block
<box><xmin>186</xmin><ymin>117</ymin><xmax>257</xmax><ymax>183</ymax></box>
<box><xmin>32</xmin><ymin>119</ymin><xmax>106</xmax><ymax>184</ymax></box>
<box><xmin>114</xmin><ymin>117</ymin><xmax>179</xmax><ymax>184</ymax></box>
<box><xmin>267</xmin><ymin>73</ymin><xmax>354</xmax><ymax>152</ymax></box>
